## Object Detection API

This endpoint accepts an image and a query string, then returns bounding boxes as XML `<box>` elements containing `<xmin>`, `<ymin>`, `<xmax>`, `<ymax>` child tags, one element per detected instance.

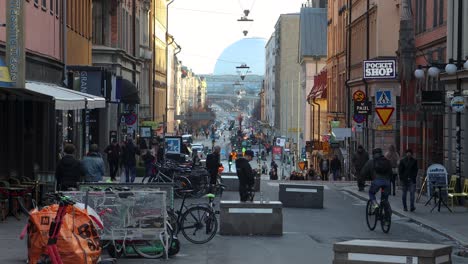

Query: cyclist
<box><xmin>360</xmin><ymin>148</ymin><xmax>392</xmax><ymax>210</ymax></box>
<box><xmin>235</xmin><ymin>150</ymin><xmax>255</xmax><ymax>202</ymax></box>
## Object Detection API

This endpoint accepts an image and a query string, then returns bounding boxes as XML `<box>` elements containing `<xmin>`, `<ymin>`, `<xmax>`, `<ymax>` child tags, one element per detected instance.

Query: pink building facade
<box><xmin>0</xmin><ymin>0</ymin><xmax>63</xmax><ymax>83</ymax></box>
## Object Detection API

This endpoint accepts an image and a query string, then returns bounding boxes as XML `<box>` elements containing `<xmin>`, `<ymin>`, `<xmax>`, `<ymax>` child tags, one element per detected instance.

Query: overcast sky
<box><xmin>169</xmin><ymin>0</ymin><xmax>306</xmax><ymax>74</ymax></box>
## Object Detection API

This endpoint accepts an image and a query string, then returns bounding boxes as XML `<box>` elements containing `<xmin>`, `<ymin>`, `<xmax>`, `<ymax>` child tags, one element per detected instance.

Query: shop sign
<box><xmin>377</xmin><ymin>124</ymin><xmax>393</xmax><ymax>131</ymax></box>
<box><xmin>354</xmin><ymin>101</ymin><xmax>372</xmax><ymax>115</ymax></box>
<box><xmin>450</xmin><ymin>96</ymin><xmax>465</xmax><ymax>113</ymax></box>
<box><xmin>363</xmin><ymin>60</ymin><xmax>396</xmax><ymax>79</ymax></box>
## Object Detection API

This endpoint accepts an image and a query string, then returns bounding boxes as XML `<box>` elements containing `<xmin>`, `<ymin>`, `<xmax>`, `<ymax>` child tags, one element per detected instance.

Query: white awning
<box><xmin>25</xmin><ymin>81</ymin><xmax>106</xmax><ymax>110</ymax></box>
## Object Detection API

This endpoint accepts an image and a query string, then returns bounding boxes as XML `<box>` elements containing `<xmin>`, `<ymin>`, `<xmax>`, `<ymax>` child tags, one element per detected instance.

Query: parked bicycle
<box><xmin>366</xmin><ymin>187</ymin><xmax>392</xmax><ymax>233</ymax></box>
<box><xmin>168</xmin><ymin>188</ymin><xmax>223</xmax><ymax>244</ymax></box>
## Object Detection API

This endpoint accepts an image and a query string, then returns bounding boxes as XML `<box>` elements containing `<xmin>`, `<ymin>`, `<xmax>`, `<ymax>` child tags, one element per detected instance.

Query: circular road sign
<box><xmin>125</xmin><ymin>113</ymin><xmax>137</xmax><ymax>126</ymax></box>
<box><xmin>353</xmin><ymin>90</ymin><xmax>366</xmax><ymax>102</ymax></box>
<box><xmin>353</xmin><ymin>114</ymin><xmax>366</xmax><ymax>123</ymax></box>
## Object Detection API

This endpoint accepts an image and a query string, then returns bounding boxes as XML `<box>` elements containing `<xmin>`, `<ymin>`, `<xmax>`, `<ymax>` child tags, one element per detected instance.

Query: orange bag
<box><xmin>27</xmin><ymin>204</ymin><xmax>101</xmax><ymax>264</ymax></box>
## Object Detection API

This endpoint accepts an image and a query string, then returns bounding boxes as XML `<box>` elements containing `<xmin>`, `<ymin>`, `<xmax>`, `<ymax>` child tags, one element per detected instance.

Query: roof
<box><xmin>299</xmin><ymin>8</ymin><xmax>327</xmax><ymax>58</ymax></box>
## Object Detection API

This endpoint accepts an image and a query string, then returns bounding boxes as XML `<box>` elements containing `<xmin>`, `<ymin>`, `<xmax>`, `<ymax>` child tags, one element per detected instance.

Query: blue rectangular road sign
<box><xmin>375</xmin><ymin>90</ymin><xmax>392</xmax><ymax>107</ymax></box>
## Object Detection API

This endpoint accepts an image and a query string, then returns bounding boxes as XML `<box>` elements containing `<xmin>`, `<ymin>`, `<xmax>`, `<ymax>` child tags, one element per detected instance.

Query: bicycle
<box><xmin>366</xmin><ymin>187</ymin><xmax>392</xmax><ymax>233</ymax></box>
<box><xmin>167</xmin><ymin>189</ymin><xmax>220</xmax><ymax>244</ymax></box>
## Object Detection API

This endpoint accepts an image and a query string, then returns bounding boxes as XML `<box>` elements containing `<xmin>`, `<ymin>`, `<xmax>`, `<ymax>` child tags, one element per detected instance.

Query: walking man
<box><xmin>206</xmin><ymin>145</ymin><xmax>222</xmax><ymax>192</ymax></box>
<box><xmin>352</xmin><ymin>145</ymin><xmax>369</xmax><ymax>191</ymax></box>
<box><xmin>82</xmin><ymin>144</ymin><xmax>106</xmax><ymax>183</ymax></box>
<box><xmin>104</xmin><ymin>139</ymin><xmax>121</xmax><ymax>181</ymax></box>
<box><xmin>330</xmin><ymin>155</ymin><xmax>342</xmax><ymax>181</ymax></box>
<box><xmin>399</xmin><ymin>149</ymin><xmax>418</xmax><ymax>212</ymax></box>
<box><xmin>319</xmin><ymin>156</ymin><xmax>329</xmax><ymax>181</ymax></box>
<box><xmin>385</xmin><ymin>145</ymin><xmax>400</xmax><ymax>196</ymax></box>
<box><xmin>122</xmin><ymin>138</ymin><xmax>140</xmax><ymax>183</ymax></box>
<box><xmin>55</xmin><ymin>144</ymin><xmax>85</xmax><ymax>191</ymax></box>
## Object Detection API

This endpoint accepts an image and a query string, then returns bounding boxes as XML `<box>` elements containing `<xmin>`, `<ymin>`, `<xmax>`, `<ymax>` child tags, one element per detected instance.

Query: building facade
<box><xmin>299</xmin><ymin>6</ymin><xmax>328</xmax><ymax>167</ymax></box>
<box><xmin>264</xmin><ymin>34</ymin><xmax>276</xmax><ymax>129</ymax></box>
<box><xmin>347</xmin><ymin>0</ymin><xmax>401</xmax><ymax>153</ymax></box>
<box><xmin>273</xmin><ymin>14</ymin><xmax>301</xmax><ymax>144</ymax></box>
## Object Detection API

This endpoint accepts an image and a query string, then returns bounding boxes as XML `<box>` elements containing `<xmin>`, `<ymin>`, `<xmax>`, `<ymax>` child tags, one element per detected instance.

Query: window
<box><xmin>56</xmin><ymin>0</ymin><xmax>59</xmax><ymax>16</ymax></box>
<box><xmin>34</xmin><ymin>0</ymin><xmax>39</xmax><ymax>7</ymax></box>
<box><xmin>439</xmin><ymin>0</ymin><xmax>444</xmax><ymax>25</ymax></box>
<box><xmin>42</xmin><ymin>0</ymin><xmax>46</xmax><ymax>10</ymax></box>
<box><xmin>433</xmin><ymin>0</ymin><xmax>437</xmax><ymax>28</ymax></box>
<box><xmin>50</xmin><ymin>0</ymin><xmax>53</xmax><ymax>14</ymax></box>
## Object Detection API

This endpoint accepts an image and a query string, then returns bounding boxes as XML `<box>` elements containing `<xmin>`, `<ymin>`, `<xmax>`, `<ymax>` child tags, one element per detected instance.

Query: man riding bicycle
<box><xmin>360</xmin><ymin>148</ymin><xmax>392</xmax><ymax>210</ymax></box>
<box><xmin>236</xmin><ymin>150</ymin><xmax>255</xmax><ymax>202</ymax></box>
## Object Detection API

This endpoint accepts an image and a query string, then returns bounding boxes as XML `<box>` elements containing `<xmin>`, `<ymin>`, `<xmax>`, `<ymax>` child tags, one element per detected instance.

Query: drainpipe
<box><xmin>132</xmin><ymin>0</ymin><xmax>136</xmax><ymax>83</ymax></box>
<box><xmin>165</xmin><ymin>0</ymin><xmax>176</xmax><ymax>135</ymax></box>
<box><xmin>365</xmin><ymin>0</ymin><xmax>370</xmax><ymax>150</ymax></box>
<box><xmin>312</xmin><ymin>98</ymin><xmax>321</xmax><ymax>142</ymax></box>
<box><xmin>345</xmin><ymin>0</ymin><xmax>352</xmax><ymax>129</ymax></box>
<box><xmin>62</xmin><ymin>0</ymin><xmax>67</xmax><ymax>86</ymax></box>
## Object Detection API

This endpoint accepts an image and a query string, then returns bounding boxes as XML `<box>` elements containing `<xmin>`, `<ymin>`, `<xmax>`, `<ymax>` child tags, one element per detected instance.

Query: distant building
<box><xmin>265</xmin><ymin>34</ymin><xmax>276</xmax><ymax>129</ymax></box>
<box><xmin>273</xmin><ymin>13</ymin><xmax>301</xmax><ymax>142</ymax></box>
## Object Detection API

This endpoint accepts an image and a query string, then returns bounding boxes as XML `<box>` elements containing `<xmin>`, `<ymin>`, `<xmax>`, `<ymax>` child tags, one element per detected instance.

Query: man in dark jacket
<box><xmin>360</xmin><ymin>148</ymin><xmax>392</xmax><ymax>208</ymax></box>
<box><xmin>206</xmin><ymin>146</ymin><xmax>222</xmax><ymax>190</ymax></box>
<box><xmin>55</xmin><ymin>144</ymin><xmax>85</xmax><ymax>191</ymax></box>
<box><xmin>352</xmin><ymin>145</ymin><xmax>370</xmax><ymax>191</ymax></box>
<box><xmin>121</xmin><ymin>139</ymin><xmax>140</xmax><ymax>183</ymax></box>
<box><xmin>236</xmin><ymin>150</ymin><xmax>255</xmax><ymax>202</ymax></box>
<box><xmin>399</xmin><ymin>149</ymin><xmax>418</xmax><ymax>211</ymax></box>
<box><xmin>104</xmin><ymin>140</ymin><xmax>121</xmax><ymax>181</ymax></box>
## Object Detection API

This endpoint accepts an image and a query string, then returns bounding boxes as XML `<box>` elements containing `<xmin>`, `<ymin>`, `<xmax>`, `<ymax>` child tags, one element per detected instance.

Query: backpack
<box><xmin>374</xmin><ymin>156</ymin><xmax>390</xmax><ymax>174</ymax></box>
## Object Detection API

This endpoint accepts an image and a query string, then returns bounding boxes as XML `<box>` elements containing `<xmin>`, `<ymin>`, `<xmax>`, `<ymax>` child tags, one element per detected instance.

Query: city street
<box><xmin>2</xmin><ymin>175</ymin><xmax>467</xmax><ymax>263</ymax></box>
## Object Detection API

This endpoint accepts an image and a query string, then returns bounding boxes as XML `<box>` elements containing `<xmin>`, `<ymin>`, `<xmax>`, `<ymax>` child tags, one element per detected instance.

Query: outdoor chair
<box><xmin>447</xmin><ymin>178</ymin><xmax>468</xmax><ymax>210</ymax></box>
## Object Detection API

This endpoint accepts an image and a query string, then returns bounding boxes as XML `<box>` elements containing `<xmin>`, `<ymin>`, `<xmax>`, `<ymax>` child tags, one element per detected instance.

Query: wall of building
<box><xmin>275</xmin><ymin>14</ymin><xmax>301</xmax><ymax>139</ymax></box>
<box><xmin>265</xmin><ymin>34</ymin><xmax>276</xmax><ymax>129</ymax></box>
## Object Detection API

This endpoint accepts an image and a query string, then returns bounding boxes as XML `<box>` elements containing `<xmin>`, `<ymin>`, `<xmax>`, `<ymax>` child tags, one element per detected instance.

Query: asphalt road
<box><xmin>115</xmin><ymin>180</ymin><xmax>466</xmax><ymax>264</ymax></box>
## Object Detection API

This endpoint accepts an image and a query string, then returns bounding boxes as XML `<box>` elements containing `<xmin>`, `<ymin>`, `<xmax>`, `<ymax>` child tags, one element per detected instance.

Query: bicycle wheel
<box><xmin>180</xmin><ymin>206</ymin><xmax>217</xmax><ymax>244</ymax></box>
<box><xmin>380</xmin><ymin>200</ymin><xmax>392</xmax><ymax>233</ymax></box>
<box><xmin>132</xmin><ymin>228</ymin><xmax>172</xmax><ymax>259</ymax></box>
<box><xmin>366</xmin><ymin>200</ymin><xmax>378</xmax><ymax>231</ymax></box>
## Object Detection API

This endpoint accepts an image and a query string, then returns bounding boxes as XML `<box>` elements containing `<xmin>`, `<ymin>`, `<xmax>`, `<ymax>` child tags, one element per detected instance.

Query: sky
<box><xmin>169</xmin><ymin>0</ymin><xmax>306</xmax><ymax>75</ymax></box>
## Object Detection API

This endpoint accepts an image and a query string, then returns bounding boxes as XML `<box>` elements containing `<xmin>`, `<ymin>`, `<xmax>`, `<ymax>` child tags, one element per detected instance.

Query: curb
<box><xmin>343</xmin><ymin>188</ymin><xmax>468</xmax><ymax>249</ymax></box>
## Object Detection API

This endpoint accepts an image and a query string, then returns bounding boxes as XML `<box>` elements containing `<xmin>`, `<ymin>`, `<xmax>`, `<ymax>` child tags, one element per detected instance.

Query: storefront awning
<box><xmin>120</xmin><ymin>79</ymin><xmax>140</xmax><ymax>104</ymax></box>
<box><xmin>26</xmin><ymin>82</ymin><xmax>106</xmax><ymax>110</ymax></box>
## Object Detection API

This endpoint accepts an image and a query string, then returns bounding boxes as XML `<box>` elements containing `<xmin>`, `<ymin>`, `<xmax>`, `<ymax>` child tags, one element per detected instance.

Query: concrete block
<box><xmin>333</xmin><ymin>240</ymin><xmax>452</xmax><ymax>264</ymax></box>
<box><xmin>221</xmin><ymin>174</ymin><xmax>260</xmax><ymax>192</ymax></box>
<box><xmin>220</xmin><ymin>201</ymin><xmax>282</xmax><ymax>236</ymax></box>
<box><xmin>279</xmin><ymin>183</ymin><xmax>324</xmax><ymax>208</ymax></box>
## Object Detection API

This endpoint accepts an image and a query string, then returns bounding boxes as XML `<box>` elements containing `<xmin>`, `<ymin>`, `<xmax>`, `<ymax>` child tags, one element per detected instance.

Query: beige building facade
<box><xmin>274</xmin><ymin>14</ymin><xmax>302</xmax><ymax>144</ymax></box>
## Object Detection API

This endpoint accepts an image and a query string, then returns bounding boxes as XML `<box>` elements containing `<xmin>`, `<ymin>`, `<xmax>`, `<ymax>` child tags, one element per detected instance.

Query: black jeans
<box><xmin>108</xmin><ymin>160</ymin><xmax>119</xmax><ymax>180</ymax></box>
<box><xmin>321</xmin><ymin>170</ymin><xmax>329</xmax><ymax>181</ymax></box>
<box><xmin>239</xmin><ymin>184</ymin><xmax>253</xmax><ymax>202</ymax></box>
<box><xmin>402</xmin><ymin>182</ymin><xmax>416</xmax><ymax>210</ymax></box>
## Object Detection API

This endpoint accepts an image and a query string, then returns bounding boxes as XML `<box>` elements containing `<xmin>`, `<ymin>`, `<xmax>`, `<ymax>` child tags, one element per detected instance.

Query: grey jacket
<box><xmin>81</xmin><ymin>152</ymin><xmax>105</xmax><ymax>182</ymax></box>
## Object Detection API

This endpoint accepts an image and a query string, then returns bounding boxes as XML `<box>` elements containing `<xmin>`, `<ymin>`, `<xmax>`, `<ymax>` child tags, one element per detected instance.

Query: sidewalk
<box><xmin>342</xmin><ymin>183</ymin><xmax>468</xmax><ymax>247</ymax></box>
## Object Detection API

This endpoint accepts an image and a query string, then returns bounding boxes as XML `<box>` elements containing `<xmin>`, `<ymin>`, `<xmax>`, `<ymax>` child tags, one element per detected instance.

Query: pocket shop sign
<box><xmin>363</xmin><ymin>60</ymin><xmax>396</xmax><ymax>79</ymax></box>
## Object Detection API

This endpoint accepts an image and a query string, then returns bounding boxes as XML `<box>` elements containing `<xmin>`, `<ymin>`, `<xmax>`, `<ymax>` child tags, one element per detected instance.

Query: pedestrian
<box><xmin>361</xmin><ymin>148</ymin><xmax>392</xmax><ymax>210</ymax></box>
<box><xmin>307</xmin><ymin>166</ymin><xmax>315</xmax><ymax>180</ymax></box>
<box><xmin>269</xmin><ymin>167</ymin><xmax>278</xmax><ymax>180</ymax></box>
<box><xmin>142</xmin><ymin>149</ymin><xmax>156</xmax><ymax>179</ymax></box>
<box><xmin>81</xmin><ymin>144</ymin><xmax>106</xmax><ymax>183</ymax></box>
<box><xmin>398</xmin><ymin>149</ymin><xmax>418</xmax><ymax>212</ymax></box>
<box><xmin>206</xmin><ymin>145</ymin><xmax>222</xmax><ymax>192</ymax></box>
<box><xmin>352</xmin><ymin>145</ymin><xmax>370</xmax><ymax>191</ymax></box>
<box><xmin>236</xmin><ymin>150</ymin><xmax>255</xmax><ymax>202</ymax></box>
<box><xmin>55</xmin><ymin>144</ymin><xmax>85</xmax><ymax>191</ymax></box>
<box><xmin>319</xmin><ymin>156</ymin><xmax>329</xmax><ymax>181</ymax></box>
<box><xmin>104</xmin><ymin>139</ymin><xmax>121</xmax><ymax>181</ymax></box>
<box><xmin>121</xmin><ymin>138</ymin><xmax>140</xmax><ymax>183</ymax></box>
<box><xmin>330</xmin><ymin>155</ymin><xmax>342</xmax><ymax>181</ymax></box>
<box><xmin>385</xmin><ymin>145</ymin><xmax>400</xmax><ymax>196</ymax></box>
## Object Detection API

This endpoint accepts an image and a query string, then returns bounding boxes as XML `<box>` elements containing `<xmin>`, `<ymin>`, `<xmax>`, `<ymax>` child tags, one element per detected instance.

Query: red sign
<box><xmin>353</xmin><ymin>90</ymin><xmax>366</xmax><ymax>102</ymax></box>
<box><xmin>272</xmin><ymin>146</ymin><xmax>282</xmax><ymax>155</ymax></box>
<box><xmin>125</xmin><ymin>113</ymin><xmax>137</xmax><ymax>126</ymax></box>
<box><xmin>375</xmin><ymin>107</ymin><xmax>394</xmax><ymax>125</ymax></box>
